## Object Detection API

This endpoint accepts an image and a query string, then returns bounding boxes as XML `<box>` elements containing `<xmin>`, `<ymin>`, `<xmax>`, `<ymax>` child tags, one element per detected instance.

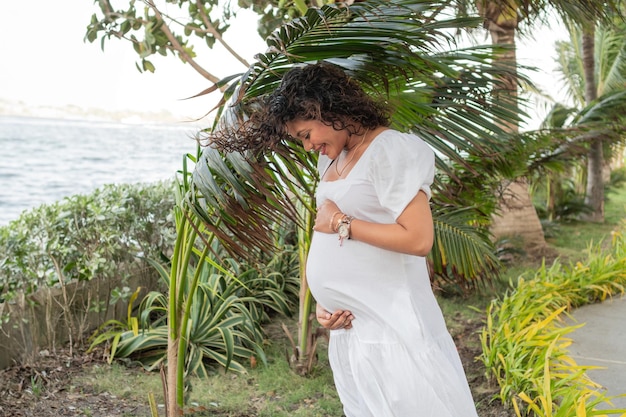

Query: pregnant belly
<box><xmin>306</xmin><ymin>232</ymin><xmax>404</xmax><ymax>313</ymax></box>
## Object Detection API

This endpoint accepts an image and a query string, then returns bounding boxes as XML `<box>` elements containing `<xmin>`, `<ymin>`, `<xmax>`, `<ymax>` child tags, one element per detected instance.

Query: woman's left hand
<box><xmin>314</xmin><ymin>200</ymin><xmax>342</xmax><ymax>234</ymax></box>
<box><xmin>316</xmin><ymin>304</ymin><xmax>354</xmax><ymax>330</ymax></box>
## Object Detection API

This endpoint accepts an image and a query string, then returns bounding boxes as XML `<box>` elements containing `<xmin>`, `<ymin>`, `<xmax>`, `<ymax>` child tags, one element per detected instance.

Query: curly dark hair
<box><xmin>207</xmin><ymin>62</ymin><xmax>391</xmax><ymax>153</ymax></box>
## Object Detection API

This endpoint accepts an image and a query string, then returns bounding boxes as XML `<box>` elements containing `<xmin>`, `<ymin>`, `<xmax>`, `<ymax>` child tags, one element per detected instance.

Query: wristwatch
<box><xmin>337</xmin><ymin>216</ymin><xmax>354</xmax><ymax>246</ymax></box>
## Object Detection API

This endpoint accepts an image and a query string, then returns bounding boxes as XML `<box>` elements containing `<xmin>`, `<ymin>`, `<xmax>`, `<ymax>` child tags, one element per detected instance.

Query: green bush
<box><xmin>0</xmin><ymin>181</ymin><xmax>177</xmax><ymax>304</ymax></box>
<box><xmin>0</xmin><ymin>173</ymin><xmax>301</xmax><ymax>378</ymax></box>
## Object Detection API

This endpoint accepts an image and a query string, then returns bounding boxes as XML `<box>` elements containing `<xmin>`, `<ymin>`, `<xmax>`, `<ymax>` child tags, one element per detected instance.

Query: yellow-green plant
<box><xmin>87</xmin><ymin>286</ymin><xmax>142</xmax><ymax>363</ymax></box>
<box><xmin>481</xmin><ymin>229</ymin><xmax>626</xmax><ymax>416</ymax></box>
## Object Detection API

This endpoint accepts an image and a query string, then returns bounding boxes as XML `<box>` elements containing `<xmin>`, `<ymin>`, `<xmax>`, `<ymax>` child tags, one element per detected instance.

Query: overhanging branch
<box><xmin>145</xmin><ymin>0</ymin><xmax>220</xmax><ymax>83</ymax></box>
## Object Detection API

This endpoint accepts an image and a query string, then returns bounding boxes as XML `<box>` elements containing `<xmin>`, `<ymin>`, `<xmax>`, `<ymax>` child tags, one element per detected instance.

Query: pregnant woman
<box><xmin>263</xmin><ymin>62</ymin><xmax>479</xmax><ymax>417</ymax></box>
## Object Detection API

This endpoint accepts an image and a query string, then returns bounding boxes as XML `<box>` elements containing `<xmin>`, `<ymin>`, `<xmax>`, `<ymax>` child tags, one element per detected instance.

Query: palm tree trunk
<box><xmin>479</xmin><ymin>0</ymin><xmax>548</xmax><ymax>252</ymax></box>
<box><xmin>582</xmin><ymin>26</ymin><xmax>605</xmax><ymax>222</ymax></box>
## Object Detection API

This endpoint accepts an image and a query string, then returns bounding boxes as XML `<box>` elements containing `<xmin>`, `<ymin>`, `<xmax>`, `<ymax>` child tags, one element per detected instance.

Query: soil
<box><xmin>0</xmin><ymin>316</ymin><xmax>514</xmax><ymax>417</ymax></box>
<box><xmin>452</xmin><ymin>313</ymin><xmax>514</xmax><ymax>417</ymax></box>
<box><xmin>0</xmin><ymin>345</ymin><xmax>155</xmax><ymax>417</ymax></box>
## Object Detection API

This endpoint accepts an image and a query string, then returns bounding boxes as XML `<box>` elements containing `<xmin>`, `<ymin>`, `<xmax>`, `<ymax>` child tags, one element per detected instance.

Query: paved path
<box><xmin>568</xmin><ymin>295</ymin><xmax>626</xmax><ymax>410</ymax></box>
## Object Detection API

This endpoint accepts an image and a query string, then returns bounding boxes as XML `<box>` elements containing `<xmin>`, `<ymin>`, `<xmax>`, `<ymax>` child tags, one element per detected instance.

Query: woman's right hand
<box><xmin>316</xmin><ymin>303</ymin><xmax>354</xmax><ymax>330</ymax></box>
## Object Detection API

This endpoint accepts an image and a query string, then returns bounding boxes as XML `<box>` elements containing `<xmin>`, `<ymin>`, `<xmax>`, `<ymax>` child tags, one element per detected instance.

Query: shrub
<box><xmin>0</xmin><ymin>181</ymin><xmax>177</xmax><ymax>305</ymax></box>
<box><xmin>0</xmin><ymin>181</ymin><xmax>179</xmax><ymax>359</ymax></box>
<box><xmin>480</xmin><ymin>227</ymin><xmax>626</xmax><ymax>416</ymax></box>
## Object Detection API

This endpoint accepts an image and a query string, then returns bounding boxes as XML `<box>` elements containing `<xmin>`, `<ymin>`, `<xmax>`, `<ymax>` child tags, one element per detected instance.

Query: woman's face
<box><xmin>285</xmin><ymin>119</ymin><xmax>349</xmax><ymax>159</ymax></box>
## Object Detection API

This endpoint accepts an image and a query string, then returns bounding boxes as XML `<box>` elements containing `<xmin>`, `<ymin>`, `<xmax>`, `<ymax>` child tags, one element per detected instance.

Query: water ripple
<box><xmin>0</xmin><ymin>115</ymin><xmax>198</xmax><ymax>225</ymax></box>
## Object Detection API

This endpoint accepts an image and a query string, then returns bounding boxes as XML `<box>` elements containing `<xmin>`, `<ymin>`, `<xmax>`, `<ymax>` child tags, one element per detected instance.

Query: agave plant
<box><xmin>110</xmin><ymin>251</ymin><xmax>271</xmax><ymax>376</ymax></box>
<box><xmin>185</xmin><ymin>0</ymin><xmax>529</xmax><ymax>374</ymax></box>
<box><xmin>89</xmin><ymin>152</ymin><xmax>301</xmax><ymax>416</ymax></box>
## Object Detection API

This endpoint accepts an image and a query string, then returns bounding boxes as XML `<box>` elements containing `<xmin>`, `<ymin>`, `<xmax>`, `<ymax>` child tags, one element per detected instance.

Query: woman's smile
<box><xmin>286</xmin><ymin>119</ymin><xmax>349</xmax><ymax>160</ymax></box>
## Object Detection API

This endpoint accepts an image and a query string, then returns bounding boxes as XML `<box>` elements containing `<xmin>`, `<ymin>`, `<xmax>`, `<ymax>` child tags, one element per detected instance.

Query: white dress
<box><xmin>306</xmin><ymin>130</ymin><xmax>479</xmax><ymax>417</ymax></box>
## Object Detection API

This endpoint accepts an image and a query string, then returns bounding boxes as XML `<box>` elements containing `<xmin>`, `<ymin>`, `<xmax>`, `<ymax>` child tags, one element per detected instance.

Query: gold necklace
<box><xmin>335</xmin><ymin>128</ymin><xmax>369</xmax><ymax>177</ymax></box>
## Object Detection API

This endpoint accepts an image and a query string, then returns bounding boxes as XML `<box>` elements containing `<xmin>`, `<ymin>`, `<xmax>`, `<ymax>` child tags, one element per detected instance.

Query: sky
<box><xmin>0</xmin><ymin>1</ymin><xmax>266</xmax><ymax>122</ymax></box>
<box><xmin>0</xmin><ymin>1</ymin><xmax>568</xmax><ymax>127</ymax></box>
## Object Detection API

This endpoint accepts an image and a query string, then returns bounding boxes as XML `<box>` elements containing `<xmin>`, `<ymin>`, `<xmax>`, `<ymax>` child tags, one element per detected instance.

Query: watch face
<box><xmin>338</xmin><ymin>223</ymin><xmax>349</xmax><ymax>238</ymax></box>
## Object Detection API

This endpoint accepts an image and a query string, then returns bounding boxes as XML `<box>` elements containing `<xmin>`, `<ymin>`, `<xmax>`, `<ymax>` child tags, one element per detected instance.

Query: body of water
<box><xmin>0</xmin><ymin>115</ymin><xmax>199</xmax><ymax>226</ymax></box>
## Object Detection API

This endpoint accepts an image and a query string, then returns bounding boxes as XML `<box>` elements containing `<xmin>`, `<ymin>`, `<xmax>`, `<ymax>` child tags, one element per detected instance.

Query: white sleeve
<box><xmin>368</xmin><ymin>132</ymin><xmax>435</xmax><ymax>220</ymax></box>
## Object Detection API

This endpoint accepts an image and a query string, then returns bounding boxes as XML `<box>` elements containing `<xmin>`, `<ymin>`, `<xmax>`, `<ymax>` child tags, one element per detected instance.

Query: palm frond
<box><xmin>189</xmin><ymin>0</ymin><xmax>524</xmax><ymax>260</ymax></box>
<box><xmin>189</xmin><ymin>141</ymin><xmax>316</xmax><ymax>258</ymax></box>
<box><xmin>554</xmin><ymin>26</ymin><xmax>585</xmax><ymax>107</ymax></box>
<box><xmin>547</xmin><ymin>0</ymin><xmax>624</xmax><ymax>27</ymax></box>
<box><xmin>574</xmin><ymin>89</ymin><xmax>626</xmax><ymax>127</ymax></box>
<box><xmin>596</xmin><ymin>23</ymin><xmax>626</xmax><ymax>96</ymax></box>
<box><xmin>215</xmin><ymin>0</ymin><xmax>522</xmax><ymax>160</ymax></box>
<box><xmin>429</xmin><ymin>205</ymin><xmax>499</xmax><ymax>290</ymax></box>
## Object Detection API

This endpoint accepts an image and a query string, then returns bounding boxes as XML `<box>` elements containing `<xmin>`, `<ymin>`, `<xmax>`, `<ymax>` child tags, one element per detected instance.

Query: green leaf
<box><xmin>142</xmin><ymin>59</ymin><xmax>155</xmax><ymax>73</ymax></box>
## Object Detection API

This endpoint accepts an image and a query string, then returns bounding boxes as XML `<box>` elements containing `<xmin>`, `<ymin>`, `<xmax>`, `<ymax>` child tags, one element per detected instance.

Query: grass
<box><xmin>71</xmin><ymin>185</ymin><xmax>626</xmax><ymax>417</ymax></box>
<box><xmin>75</xmin><ymin>320</ymin><xmax>343</xmax><ymax>417</ymax></box>
<box><xmin>544</xmin><ymin>187</ymin><xmax>626</xmax><ymax>254</ymax></box>
<box><xmin>74</xmin><ymin>362</ymin><xmax>164</xmax><ymax>400</ymax></box>
<box><xmin>179</xmin><ymin>335</ymin><xmax>342</xmax><ymax>417</ymax></box>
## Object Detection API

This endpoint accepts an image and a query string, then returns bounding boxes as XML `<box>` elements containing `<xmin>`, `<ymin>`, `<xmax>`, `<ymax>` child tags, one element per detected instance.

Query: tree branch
<box><xmin>195</xmin><ymin>0</ymin><xmax>251</xmax><ymax>68</ymax></box>
<box><xmin>145</xmin><ymin>0</ymin><xmax>220</xmax><ymax>83</ymax></box>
